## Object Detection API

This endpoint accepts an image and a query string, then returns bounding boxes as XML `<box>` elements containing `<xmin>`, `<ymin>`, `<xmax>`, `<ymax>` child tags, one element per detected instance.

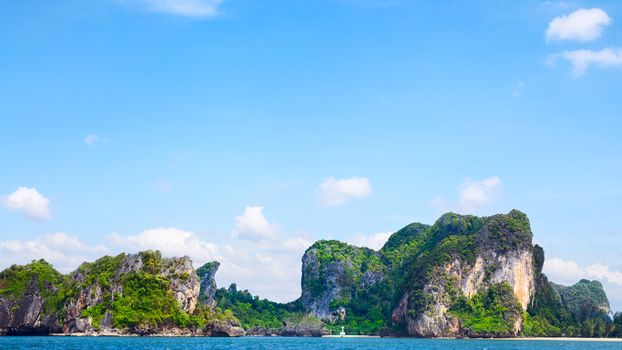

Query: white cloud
<box><xmin>233</xmin><ymin>206</ymin><xmax>279</xmax><ymax>241</ymax></box>
<box><xmin>107</xmin><ymin>225</ymin><xmax>304</xmax><ymax>302</ymax></box>
<box><xmin>546</xmin><ymin>8</ymin><xmax>611</xmax><ymax>42</ymax></box>
<box><xmin>0</xmin><ymin>233</ymin><xmax>108</xmax><ymax>273</ymax></box>
<box><xmin>544</xmin><ymin>257</ymin><xmax>622</xmax><ymax>311</ymax></box>
<box><xmin>548</xmin><ymin>48</ymin><xmax>622</xmax><ymax>77</ymax></box>
<box><xmin>545</xmin><ymin>257</ymin><xmax>622</xmax><ymax>287</ymax></box>
<box><xmin>317</xmin><ymin>176</ymin><xmax>372</xmax><ymax>206</ymax></box>
<box><xmin>350</xmin><ymin>231</ymin><xmax>392</xmax><ymax>251</ymax></box>
<box><xmin>0</xmin><ymin>205</ymin><xmax>315</xmax><ymax>303</ymax></box>
<box><xmin>136</xmin><ymin>0</ymin><xmax>222</xmax><ymax>18</ymax></box>
<box><xmin>431</xmin><ymin>177</ymin><xmax>502</xmax><ymax>215</ymax></box>
<box><xmin>543</xmin><ymin>256</ymin><xmax>585</xmax><ymax>285</ymax></box>
<box><xmin>109</xmin><ymin>227</ymin><xmax>220</xmax><ymax>267</ymax></box>
<box><xmin>586</xmin><ymin>263</ymin><xmax>622</xmax><ymax>286</ymax></box>
<box><xmin>2</xmin><ymin>187</ymin><xmax>52</xmax><ymax>221</ymax></box>
<box><xmin>458</xmin><ymin>177</ymin><xmax>502</xmax><ymax>214</ymax></box>
<box><xmin>84</xmin><ymin>134</ymin><xmax>99</xmax><ymax>147</ymax></box>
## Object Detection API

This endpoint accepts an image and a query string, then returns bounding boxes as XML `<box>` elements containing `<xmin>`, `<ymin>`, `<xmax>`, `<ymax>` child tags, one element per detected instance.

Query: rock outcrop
<box><xmin>197</xmin><ymin>261</ymin><xmax>220</xmax><ymax>308</ymax></box>
<box><xmin>300</xmin><ymin>210</ymin><xmax>557</xmax><ymax>337</ymax></box>
<box><xmin>0</xmin><ymin>251</ymin><xmax>243</xmax><ymax>337</ymax></box>
<box><xmin>553</xmin><ymin>279</ymin><xmax>610</xmax><ymax>318</ymax></box>
<box><xmin>395</xmin><ymin>211</ymin><xmax>536</xmax><ymax>337</ymax></box>
<box><xmin>1</xmin><ymin>210</ymin><xmax>614</xmax><ymax>338</ymax></box>
<box><xmin>301</xmin><ymin>241</ymin><xmax>386</xmax><ymax>319</ymax></box>
<box><xmin>0</xmin><ymin>260</ymin><xmax>63</xmax><ymax>335</ymax></box>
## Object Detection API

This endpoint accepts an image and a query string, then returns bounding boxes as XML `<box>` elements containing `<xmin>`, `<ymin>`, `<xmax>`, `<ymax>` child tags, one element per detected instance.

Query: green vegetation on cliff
<box><xmin>0</xmin><ymin>259</ymin><xmax>64</xmax><ymax>300</ymax></box>
<box><xmin>613</xmin><ymin>312</ymin><xmax>622</xmax><ymax>337</ymax></box>
<box><xmin>450</xmin><ymin>282</ymin><xmax>523</xmax><ymax>335</ymax></box>
<box><xmin>300</xmin><ymin>210</ymin><xmax>617</xmax><ymax>338</ymax></box>
<box><xmin>302</xmin><ymin>240</ymin><xmax>393</xmax><ymax>335</ymax></box>
<box><xmin>215</xmin><ymin>283</ymin><xmax>302</xmax><ymax>331</ymax></box>
<box><xmin>1</xmin><ymin>211</ymin><xmax>618</xmax><ymax>339</ymax></box>
<box><xmin>0</xmin><ymin>250</ymin><xmax>237</xmax><ymax>334</ymax></box>
<box><xmin>78</xmin><ymin>251</ymin><xmax>232</xmax><ymax>331</ymax></box>
<box><xmin>525</xmin><ymin>245</ymin><xmax>614</xmax><ymax>337</ymax></box>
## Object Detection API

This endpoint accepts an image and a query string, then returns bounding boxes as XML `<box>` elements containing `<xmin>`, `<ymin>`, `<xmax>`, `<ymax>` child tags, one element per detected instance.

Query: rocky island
<box><xmin>1</xmin><ymin>210</ymin><xmax>620</xmax><ymax>338</ymax></box>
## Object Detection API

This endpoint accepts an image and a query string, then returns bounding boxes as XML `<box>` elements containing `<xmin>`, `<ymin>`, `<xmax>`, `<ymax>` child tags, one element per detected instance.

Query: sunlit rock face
<box><xmin>301</xmin><ymin>210</ymin><xmax>541</xmax><ymax>337</ymax></box>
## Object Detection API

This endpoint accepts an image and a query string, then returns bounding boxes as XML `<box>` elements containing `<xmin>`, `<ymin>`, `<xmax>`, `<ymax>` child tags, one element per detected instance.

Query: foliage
<box><xmin>0</xmin><ymin>259</ymin><xmax>69</xmax><ymax>316</ymax></box>
<box><xmin>613</xmin><ymin>312</ymin><xmax>622</xmax><ymax>338</ymax></box>
<box><xmin>528</xmin><ymin>274</ymin><xmax>614</xmax><ymax>337</ymax></box>
<box><xmin>215</xmin><ymin>283</ymin><xmax>303</xmax><ymax>331</ymax></box>
<box><xmin>481</xmin><ymin>210</ymin><xmax>533</xmax><ymax>253</ymax></box>
<box><xmin>110</xmin><ymin>271</ymin><xmax>199</xmax><ymax>329</ymax></box>
<box><xmin>450</xmin><ymin>282</ymin><xmax>523</xmax><ymax>335</ymax></box>
<box><xmin>0</xmin><ymin>259</ymin><xmax>64</xmax><ymax>300</ymax></box>
<box><xmin>521</xmin><ymin>314</ymin><xmax>561</xmax><ymax>337</ymax></box>
<box><xmin>196</xmin><ymin>261</ymin><xmax>219</xmax><ymax>278</ymax></box>
<box><xmin>78</xmin><ymin>254</ymin><xmax>126</xmax><ymax>289</ymax></box>
<box><xmin>76</xmin><ymin>251</ymin><xmax>234</xmax><ymax>331</ymax></box>
<box><xmin>554</xmin><ymin>280</ymin><xmax>610</xmax><ymax>320</ymax></box>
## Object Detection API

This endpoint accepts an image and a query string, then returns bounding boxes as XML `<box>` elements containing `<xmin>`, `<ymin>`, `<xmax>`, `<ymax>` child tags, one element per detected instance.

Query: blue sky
<box><xmin>1</xmin><ymin>0</ymin><xmax>622</xmax><ymax>309</ymax></box>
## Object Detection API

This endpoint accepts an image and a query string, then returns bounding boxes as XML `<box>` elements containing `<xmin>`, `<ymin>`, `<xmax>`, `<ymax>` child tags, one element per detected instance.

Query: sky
<box><xmin>1</xmin><ymin>0</ymin><xmax>621</xmax><ymax>311</ymax></box>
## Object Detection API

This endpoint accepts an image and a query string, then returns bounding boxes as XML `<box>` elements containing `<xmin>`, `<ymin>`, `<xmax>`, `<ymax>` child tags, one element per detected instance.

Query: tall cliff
<box><xmin>300</xmin><ymin>210</ymin><xmax>611</xmax><ymax>337</ymax></box>
<box><xmin>0</xmin><ymin>251</ymin><xmax>243</xmax><ymax>336</ymax></box>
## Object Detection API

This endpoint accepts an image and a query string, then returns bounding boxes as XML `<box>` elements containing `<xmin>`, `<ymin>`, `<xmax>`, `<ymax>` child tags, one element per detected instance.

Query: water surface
<box><xmin>0</xmin><ymin>337</ymin><xmax>620</xmax><ymax>350</ymax></box>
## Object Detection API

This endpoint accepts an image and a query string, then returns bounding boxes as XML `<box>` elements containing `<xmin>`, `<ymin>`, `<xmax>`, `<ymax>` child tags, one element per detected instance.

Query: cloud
<box><xmin>135</xmin><ymin>0</ymin><xmax>222</xmax><ymax>18</ymax></box>
<box><xmin>545</xmin><ymin>257</ymin><xmax>622</xmax><ymax>287</ymax></box>
<box><xmin>543</xmin><ymin>256</ymin><xmax>585</xmax><ymax>285</ymax></box>
<box><xmin>546</xmin><ymin>8</ymin><xmax>611</xmax><ymax>42</ymax></box>
<box><xmin>0</xmin><ymin>233</ymin><xmax>108</xmax><ymax>273</ymax></box>
<box><xmin>350</xmin><ymin>231</ymin><xmax>392</xmax><ymax>251</ymax></box>
<box><xmin>458</xmin><ymin>177</ymin><xmax>502</xmax><ymax>213</ymax></box>
<box><xmin>233</xmin><ymin>206</ymin><xmax>279</xmax><ymax>241</ymax></box>
<box><xmin>84</xmin><ymin>134</ymin><xmax>99</xmax><ymax>147</ymax></box>
<box><xmin>586</xmin><ymin>263</ymin><xmax>622</xmax><ymax>286</ymax></box>
<box><xmin>544</xmin><ymin>257</ymin><xmax>622</xmax><ymax>310</ymax></box>
<box><xmin>541</xmin><ymin>1</ymin><xmax>572</xmax><ymax>12</ymax></box>
<box><xmin>2</xmin><ymin>187</ymin><xmax>52</xmax><ymax>221</ymax></box>
<box><xmin>548</xmin><ymin>48</ymin><xmax>622</xmax><ymax>77</ymax></box>
<box><xmin>431</xmin><ymin>177</ymin><xmax>503</xmax><ymax>215</ymax></box>
<box><xmin>107</xmin><ymin>225</ymin><xmax>306</xmax><ymax>302</ymax></box>
<box><xmin>317</xmin><ymin>176</ymin><xmax>372</xmax><ymax>206</ymax></box>
<box><xmin>512</xmin><ymin>81</ymin><xmax>525</xmax><ymax>97</ymax></box>
<box><xmin>109</xmin><ymin>227</ymin><xmax>220</xmax><ymax>267</ymax></box>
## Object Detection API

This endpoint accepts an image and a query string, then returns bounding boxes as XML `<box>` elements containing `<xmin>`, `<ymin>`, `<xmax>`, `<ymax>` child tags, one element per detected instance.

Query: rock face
<box><xmin>300</xmin><ymin>210</ymin><xmax>542</xmax><ymax>337</ymax></box>
<box><xmin>0</xmin><ymin>276</ymin><xmax>59</xmax><ymax>335</ymax></box>
<box><xmin>399</xmin><ymin>211</ymin><xmax>536</xmax><ymax>337</ymax></box>
<box><xmin>301</xmin><ymin>240</ymin><xmax>386</xmax><ymax>319</ymax></box>
<box><xmin>553</xmin><ymin>279</ymin><xmax>610</xmax><ymax>317</ymax></box>
<box><xmin>197</xmin><ymin>261</ymin><xmax>220</xmax><ymax>308</ymax></box>
<box><xmin>62</xmin><ymin>251</ymin><xmax>202</xmax><ymax>335</ymax></box>
<box><xmin>0</xmin><ymin>251</ymin><xmax>243</xmax><ymax>337</ymax></box>
<box><xmin>0</xmin><ymin>260</ymin><xmax>63</xmax><ymax>335</ymax></box>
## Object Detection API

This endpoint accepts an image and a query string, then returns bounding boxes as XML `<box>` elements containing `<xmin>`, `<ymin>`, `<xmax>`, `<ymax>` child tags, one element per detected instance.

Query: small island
<box><xmin>1</xmin><ymin>210</ymin><xmax>621</xmax><ymax>338</ymax></box>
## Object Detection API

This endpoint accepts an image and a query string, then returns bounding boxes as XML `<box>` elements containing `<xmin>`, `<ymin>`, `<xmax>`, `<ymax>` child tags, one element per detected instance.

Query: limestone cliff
<box><xmin>300</xmin><ymin>241</ymin><xmax>386</xmax><ymax>319</ymax></box>
<box><xmin>0</xmin><ymin>260</ymin><xmax>62</xmax><ymax>335</ymax></box>
<box><xmin>0</xmin><ymin>251</ymin><xmax>243</xmax><ymax>337</ymax></box>
<box><xmin>197</xmin><ymin>261</ymin><xmax>220</xmax><ymax>308</ymax></box>
<box><xmin>395</xmin><ymin>211</ymin><xmax>535</xmax><ymax>337</ymax></box>
<box><xmin>300</xmin><ymin>210</ymin><xmax>547</xmax><ymax>337</ymax></box>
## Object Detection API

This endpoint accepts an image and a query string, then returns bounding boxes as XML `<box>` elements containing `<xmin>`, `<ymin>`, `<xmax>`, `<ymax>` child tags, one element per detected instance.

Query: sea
<box><xmin>0</xmin><ymin>337</ymin><xmax>621</xmax><ymax>350</ymax></box>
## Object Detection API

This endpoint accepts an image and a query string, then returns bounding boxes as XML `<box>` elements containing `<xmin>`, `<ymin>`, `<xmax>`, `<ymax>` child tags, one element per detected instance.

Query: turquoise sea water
<box><xmin>0</xmin><ymin>337</ymin><xmax>621</xmax><ymax>350</ymax></box>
